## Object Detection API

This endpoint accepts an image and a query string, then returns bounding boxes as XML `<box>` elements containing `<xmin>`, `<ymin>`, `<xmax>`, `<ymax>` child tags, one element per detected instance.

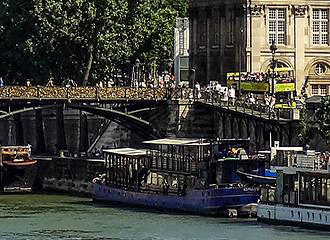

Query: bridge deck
<box><xmin>0</xmin><ymin>86</ymin><xmax>298</xmax><ymax>122</ymax></box>
<box><xmin>199</xmin><ymin>101</ymin><xmax>294</xmax><ymax>122</ymax></box>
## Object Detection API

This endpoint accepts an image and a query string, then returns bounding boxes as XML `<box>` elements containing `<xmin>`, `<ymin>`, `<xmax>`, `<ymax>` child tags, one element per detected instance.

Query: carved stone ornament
<box><xmin>294</xmin><ymin>5</ymin><xmax>307</xmax><ymax>17</ymax></box>
<box><xmin>249</xmin><ymin>5</ymin><xmax>263</xmax><ymax>17</ymax></box>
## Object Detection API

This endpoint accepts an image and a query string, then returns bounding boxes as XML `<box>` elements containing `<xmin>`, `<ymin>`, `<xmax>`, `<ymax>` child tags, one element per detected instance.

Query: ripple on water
<box><xmin>0</xmin><ymin>194</ymin><xmax>329</xmax><ymax>240</ymax></box>
<box><xmin>1</xmin><ymin>230</ymin><xmax>127</xmax><ymax>240</ymax></box>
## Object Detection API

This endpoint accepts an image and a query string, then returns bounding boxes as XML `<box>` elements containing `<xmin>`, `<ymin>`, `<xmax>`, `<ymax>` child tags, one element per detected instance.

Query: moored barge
<box><xmin>257</xmin><ymin>166</ymin><xmax>330</xmax><ymax>230</ymax></box>
<box><xmin>0</xmin><ymin>145</ymin><xmax>37</xmax><ymax>191</ymax></box>
<box><xmin>92</xmin><ymin>138</ymin><xmax>266</xmax><ymax>216</ymax></box>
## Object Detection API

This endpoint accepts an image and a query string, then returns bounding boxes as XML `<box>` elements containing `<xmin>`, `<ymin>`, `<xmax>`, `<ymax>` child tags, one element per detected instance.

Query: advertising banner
<box><xmin>275</xmin><ymin>83</ymin><xmax>295</xmax><ymax>92</ymax></box>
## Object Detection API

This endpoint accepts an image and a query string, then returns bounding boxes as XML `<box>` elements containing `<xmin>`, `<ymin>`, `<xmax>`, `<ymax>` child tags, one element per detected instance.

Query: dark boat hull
<box><xmin>0</xmin><ymin>163</ymin><xmax>37</xmax><ymax>190</ymax></box>
<box><xmin>92</xmin><ymin>183</ymin><xmax>260</xmax><ymax>216</ymax></box>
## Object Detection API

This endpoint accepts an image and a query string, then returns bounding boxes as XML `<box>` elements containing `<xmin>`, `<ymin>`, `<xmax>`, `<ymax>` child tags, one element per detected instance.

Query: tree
<box><xmin>0</xmin><ymin>0</ymin><xmax>189</xmax><ymax>85</ymax></box>
<box><xmin>316</xmin><ymin>96</ymin><xmax>330</xmax><ymax>146</ymax></box>
<box><xmin>127</xmin><ymin>0</ymin><xmax>188</xmax><ymax>75</ymax></box>
<box><xmin>32</xmin><ymin>0</ymin><xmax>130</xmax><ymax>86</ymax></box>
<box><xmin>0</xmin><ymin>0</ymin><xmax>36</xmax><ymax>84</ymax></box>
<box><xmin>298</xmin><ymin>109</ymin><xmax>314</xmax><ymax>147</ymax></box>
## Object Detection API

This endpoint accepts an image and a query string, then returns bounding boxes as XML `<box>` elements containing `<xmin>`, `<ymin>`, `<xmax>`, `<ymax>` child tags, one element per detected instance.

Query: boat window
<box><xmin>312</xmin><ymin>213</ymin><xmax>314</xmax><ymax>219</ymax></box>
<box><xmin>320</xmin><ymin>214</ymin><xmax>322</xmax><ymax>220</ymax></box>
<box><xmin>307</xmin><ymin>212</ymin><xmax>310</xmax><ymax>219</ymax></box>
<box><xmin>291</xmin><ymin>210</ymin><xmax>294</xmax><ymax>217</ymax></box>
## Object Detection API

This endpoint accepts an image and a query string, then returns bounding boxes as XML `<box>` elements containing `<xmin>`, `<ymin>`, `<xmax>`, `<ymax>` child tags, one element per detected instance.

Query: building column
<box><xmin>189</xmin><ymin>8</ymin><xmax>198</xmax><ymax>87</ymax></box>
<box><xmin>219</xmin><ymin>6</ymin><xmax>226</xmax><ymax>84</ymax></box>
<box><xmin>249</xmin><ymin>5</ymin><xmax>264</xmax><ymax>71</ymax></box>
<box><xmin>294</xmin><ymin>6</ymin><xmax>308</xmax><ymax>95</ymax></box>
<box><xmin>206</xmin><ymin>7</ymin><xmax>211</xmax><ymax>84</ymax></box>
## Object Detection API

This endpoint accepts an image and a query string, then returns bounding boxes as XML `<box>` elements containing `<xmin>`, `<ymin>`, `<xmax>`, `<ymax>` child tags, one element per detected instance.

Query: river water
<box><xmin>0</xmin><ymin>194</ymin><xmax>328</xmax><ymax>240</ymax></box>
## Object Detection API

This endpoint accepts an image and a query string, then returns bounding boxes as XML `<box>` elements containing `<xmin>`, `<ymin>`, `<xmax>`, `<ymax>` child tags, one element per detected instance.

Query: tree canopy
<box><xmin>0</xmin><ymin>0</ymin><xmax>188</xmax><ymax>86</ymax></box>
<box><xmin>316</xmin><ymin>96</ymin><xmax>330</xmax><ymax>146</ymax></box>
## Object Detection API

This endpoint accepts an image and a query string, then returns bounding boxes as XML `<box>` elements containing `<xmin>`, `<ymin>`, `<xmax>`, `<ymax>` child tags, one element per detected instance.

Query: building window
<box><xmin>268</xmin><ymin>9</ymin><xmax>286</xmax><ymax>45</ymax></box>
<box><xmin>312</xmin><ymin>84</ymin><xmax>328</xmax><ymax>95</ymax></box>
<box><xmin>315</xmin><ymin>63</ymin><xmax>327</xmax><ymax>75</ymax></box>
<box><xmin>312</xmin><ymin>85</ymin><xmax>319</xmax><ymax>95</ymax></box>
<box><xmin>320</xmin><ymin>85</ymin><xmax>327</xmax><ymax>95</ymax></box>
<box><xmin>312</xmin><ymin>9</ymin><xmax>329</xmax><ymax>45</ymax></box>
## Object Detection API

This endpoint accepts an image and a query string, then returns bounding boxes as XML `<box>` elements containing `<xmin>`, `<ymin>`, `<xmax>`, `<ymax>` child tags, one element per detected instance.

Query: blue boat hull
<box><xmin>92</xmin><ymin>184</ymin><xmax>260</xmax><ymax>216</ymax></box>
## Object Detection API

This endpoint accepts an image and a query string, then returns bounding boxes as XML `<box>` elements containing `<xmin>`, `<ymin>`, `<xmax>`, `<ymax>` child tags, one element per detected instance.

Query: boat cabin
<box><xmin>0</xmin><ymin>146</ymin><xmax>32</xmax><ymax>162</ymax></box>
<box><xmin>102</xmin><ymin>138</ymin><xmax>268</xmax><ymax>194</ymax></box>
<box><xmin>261</xmin><ymin>167</ymin><xmax>330</xmax><ymax>207</ymax></box>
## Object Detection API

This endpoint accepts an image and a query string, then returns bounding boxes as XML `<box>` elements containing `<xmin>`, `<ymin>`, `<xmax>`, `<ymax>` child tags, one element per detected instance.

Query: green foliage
<box><xmin>0</xmin><ymin>0</ymin><xmax>188</xmax><ymax>85</ymax></box>
<box><xmin>298</xmin><ymin>109</ymin><xmax>314</xmax><ymax>146</ymax></box>
<box><xmin>0</xmin><ymin>0</ymin><xmax>36</xmax><ymax>84</ymax></box>
<box><xmin>316</xmin><ymin>96</ymin><xmax>330</xmax><ymax>146</ymax></box>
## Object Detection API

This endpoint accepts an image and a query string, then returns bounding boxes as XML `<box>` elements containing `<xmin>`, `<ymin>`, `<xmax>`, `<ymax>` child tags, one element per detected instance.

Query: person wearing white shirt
<box><xmin>229</xmin><ymin>86</ymin><xmax>236</xmax><ymax>105</ymax></box>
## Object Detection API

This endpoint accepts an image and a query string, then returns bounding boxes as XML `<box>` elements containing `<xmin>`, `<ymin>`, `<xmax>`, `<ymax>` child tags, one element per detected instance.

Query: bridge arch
<box><xmin>0</xmin><ymin>104</ymin><xmax>162</xmax><ymax>140</ymax></box>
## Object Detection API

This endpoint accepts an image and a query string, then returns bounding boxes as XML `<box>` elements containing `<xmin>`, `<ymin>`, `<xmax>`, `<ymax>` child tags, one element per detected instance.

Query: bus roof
<box><xmin>227</xmin><ymin>68</ymin><xmax>293</xmax><ymax>76</ymax></box>
<box><xmin>274</xmin><ymin>67</ymin><xmax>293</xmax><ymax>72</ymax></box>
<box><xmin>227</xmin><ymin>72</ymin><xmax>243</xmax><ymax>77</ymax></box>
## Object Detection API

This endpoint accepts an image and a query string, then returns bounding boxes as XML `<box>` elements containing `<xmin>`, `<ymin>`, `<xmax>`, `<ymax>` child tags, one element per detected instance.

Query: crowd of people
<box><xmin>227</xmin><ymin>71</ymin><xmax>295</xmax><ymax>84</ymax></box>
<box><xmin>319</xmin><ymin>152</ymin><xmax>330</xmax><ymax>169</ymax></box>
<box><xmin>192</xmin><ymin>81</ymin><xmax>280</xmax><ymax>116</ymax></box>
<box><xmin>227</xmin><ymin>72</ymin><xmax>268</xmax><ymax>82</ymax></box>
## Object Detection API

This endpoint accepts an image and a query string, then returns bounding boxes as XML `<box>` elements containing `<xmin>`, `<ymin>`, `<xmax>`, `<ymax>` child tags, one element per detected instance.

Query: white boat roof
<box><xmin>272</xmin><ymin>146</ymin><xmax>304</xmax><ymax>151</ymax></box>
<box><xmin>143</xmin><ymin>138</ymin><xmax>211</xmax><ymax>146</ymax></box>
<box><xmin>1</xmin><ymin>146</ymin><xmax>31</xmax><ymax>149</ymax></box>
<box><xmin>278</xmin><ymin>167</ymin><xmax>330</xmax><ymax>175</ymax></box>
<box><xmin>103</xmin><ymin>148</ymin><xmax>148</xmax><ymax>156</ymax></box>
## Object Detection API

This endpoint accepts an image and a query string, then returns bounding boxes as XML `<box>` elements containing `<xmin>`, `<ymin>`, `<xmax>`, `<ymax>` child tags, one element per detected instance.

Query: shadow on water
<box><xmin>90</xmin><ymin>201</ymin><xmax>259</xmax><ymax>226</ymax></box>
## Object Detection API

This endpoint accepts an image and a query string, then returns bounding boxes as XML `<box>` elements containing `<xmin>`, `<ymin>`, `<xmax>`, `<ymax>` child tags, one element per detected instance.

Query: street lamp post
<box><xmin>238</xmin><ymin>28</ymin><xmax>244</xmax><ymax>98</ymax></box>
<box><xmin>135</xmin><ymin>58</ymin><xmax>140</xmax><ymax>88</ymax></box>
<box><xmin>270</xmin><ymin>40</ymin><xmax>277</xmax><ymax>95</ymax></box>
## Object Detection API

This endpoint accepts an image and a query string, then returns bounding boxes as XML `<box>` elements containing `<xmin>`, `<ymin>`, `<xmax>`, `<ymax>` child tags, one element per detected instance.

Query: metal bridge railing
<box><xmin>0</xmin><ymin>86</ymin><xmax>295</xmax><ymax>121</ymax></box>
<box><xmin>0</xmin><ymin>86</ymin><xmax>174</xmax><ymax>101</ymax></box>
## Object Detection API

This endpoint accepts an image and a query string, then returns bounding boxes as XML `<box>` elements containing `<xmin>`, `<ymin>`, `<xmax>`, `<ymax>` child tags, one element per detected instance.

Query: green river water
<box><xmin>0</xmin><ymin>194</ymin><xmax>328</xmax><ymax>240</ymax></box>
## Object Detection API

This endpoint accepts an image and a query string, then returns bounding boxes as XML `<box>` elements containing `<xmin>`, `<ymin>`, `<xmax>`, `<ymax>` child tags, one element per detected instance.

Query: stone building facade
<box><xmin>189</xmin><ymin>0</ymin><xmax>330</xmax><ymax>96</ymax></box>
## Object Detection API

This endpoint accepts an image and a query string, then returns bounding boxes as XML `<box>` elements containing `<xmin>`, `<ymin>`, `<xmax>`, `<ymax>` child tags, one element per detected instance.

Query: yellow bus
<box><xmin>227</xmin><ymin>68</ymin><xmax>295</xmax><ymax>93</ymax></box>
<box><xmin>227</xmin><ymin>72</ymin><xmax>269</xmax><ymax>92</ymax></box>
<box><xmin>227</xmin><ymin>68</ymin><xmax>297</xmax><ymax>108</ymax></box>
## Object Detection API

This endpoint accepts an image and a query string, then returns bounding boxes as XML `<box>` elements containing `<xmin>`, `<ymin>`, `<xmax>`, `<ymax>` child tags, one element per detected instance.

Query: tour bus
<box><xmin>227</xmin><ymin>68</ymin><xmax>298</xmax><ymax>108</ymax></box>
<box><xmin>272</xmin><ymin>67</ymin><xmax>297</xmax><ymax>108</ymax></box>
<box><xmin>227</xmin><ymin>72</ymin><xmax>269</xmax><ymax>93</ymax></box>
